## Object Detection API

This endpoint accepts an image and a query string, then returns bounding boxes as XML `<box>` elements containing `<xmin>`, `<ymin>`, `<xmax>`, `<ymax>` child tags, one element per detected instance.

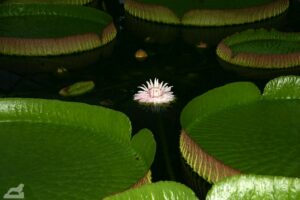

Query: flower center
<box><xmin>149</xmin><ymin>87</ymin><xmax>163</xmax><ymax>97</ymax></box>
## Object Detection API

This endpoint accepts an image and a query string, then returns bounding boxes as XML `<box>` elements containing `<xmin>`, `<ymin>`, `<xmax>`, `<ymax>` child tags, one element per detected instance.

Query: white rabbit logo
<box><xmin>3</xmin><ymin>183</ymin><xmax>24</xmax><ymax>199</ymax></box>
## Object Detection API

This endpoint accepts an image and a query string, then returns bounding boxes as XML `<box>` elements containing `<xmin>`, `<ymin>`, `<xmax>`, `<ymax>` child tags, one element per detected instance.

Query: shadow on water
<box><xmin>0</xmin><ymin>0</ymin><xmax>299</xmax><ymax>198</ymax></box>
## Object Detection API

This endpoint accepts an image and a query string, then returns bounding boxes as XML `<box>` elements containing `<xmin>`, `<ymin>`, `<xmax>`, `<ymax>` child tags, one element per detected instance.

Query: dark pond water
<box><xmin>0</xmin><ymin>0</ymin><xmax>299</xmax><ymax>198</ymax></box>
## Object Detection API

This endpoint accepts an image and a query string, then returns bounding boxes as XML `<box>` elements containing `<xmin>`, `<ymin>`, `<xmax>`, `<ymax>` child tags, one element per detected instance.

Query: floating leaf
<box><xmin>0</xmin><ymin>98</ymin><xmax>156</xmax><ymax>199</ymax></box>
<box><xmin>59</xmin><ymin>81</ymin><xmax>95</xmax><ymax>97</ymax></box>
<box><xmin>216</xmin><ymin>29</ymin><xmax>300</xmax><ymax>69</ymax></box>
<box><xmin>124</xmin><ymin>0</ymin><xmax>289</xmax><ymax>26</ymax></box>
<box><xmin>0</xmin><ymin>4</ymin><xmax>116</xmax><ymax>56</ymax></box>
<box><xmin>180</xmin><ymin>76</ymin><xmax>300</xmax><ymax>183</ymax></box>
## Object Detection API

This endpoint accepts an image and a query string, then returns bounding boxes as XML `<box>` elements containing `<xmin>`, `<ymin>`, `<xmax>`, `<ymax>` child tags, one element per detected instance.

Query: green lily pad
<box><xmin>0</xmin><ymin>4</ymin><xmax>116</xmax><ymax>56</ymax></box>
<box><xmin>0</xmin><ymin>98</ymin><xmax>156</xmax><ymax>199</ymax></box>
<box><xmin>1</xmin><ymin>0</ymin><xmax>94</xmax><ymax>5</ymax></box>
<box><xmin>216</xmin><ymin>29</ymin><xmax>300</xmax><ymax>69</ymax></box>
<box><xmin>206</xmin><ymin>175</ymin><xmax>300</xmax><ymax>200</ymax></box>
<box><xmin>104</xmin><ymin>181</ymin><xmax>199</xmax><ymax>200</ymax></box>
<box><xmin>59</xmin><ymin>81</ymin><xmax>95</xmax><ymax>97</ymax></box>
<box><xmin>124</xmin><ymin>0</ymin><xmax>289</xmax><ymax>26</ymax></box>
<box><xmin>180</xmin><ymin>76</ymin><xmax>300</xmax><ymax>183</ymax></box>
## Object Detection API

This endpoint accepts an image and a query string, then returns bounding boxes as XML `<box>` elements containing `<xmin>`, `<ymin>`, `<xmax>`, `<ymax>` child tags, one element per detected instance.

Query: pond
<box><xmin>0</xmin><ymin>0</ymin><xmax>299</xmax><ymax>199</ymax></box>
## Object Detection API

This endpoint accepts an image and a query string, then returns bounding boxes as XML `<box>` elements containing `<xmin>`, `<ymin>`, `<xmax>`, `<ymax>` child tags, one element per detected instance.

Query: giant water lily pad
<box><xmin>0</xmin><ymin>98</ymin><xmax>156</xmax><ymax>199</ymax></box>
<box><xmin>216</xmin><ymin>29</ymin><xmax>300</xmax><ymax>69</ymax></box>
<box><xmin>0</xmin><ymin>4</ymin><xmax>116</xmax><ymax>56</ymax></box>
<box><xmin>180</xmin><ymin>76</ymin><xmax>300</xmax><ymax>183</ymax></box>
<box><xmin>206</xmin><ymin>175</ymin><xmax>300</xmax><ymax>200</ymax></box>
<box><xmin>124</xmin><ymin>0</ymin><xmax>289</xmax><ymax>26</ymax></box>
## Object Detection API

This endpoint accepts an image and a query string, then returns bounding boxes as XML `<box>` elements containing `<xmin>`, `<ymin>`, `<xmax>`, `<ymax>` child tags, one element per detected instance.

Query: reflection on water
<box><xmin>0</xmin><ymin>1</ymin><xmax>299</xmax><ymax>198</ymax></box>
<box><xmin>0</xmin><ymin>40</ymin><xmax>115</xmax><ymax>74</ymax></box>
<box><xmin>125</xmin><ymin>10</ymin><xmax>288</xmax><ymax>46</ymax></box>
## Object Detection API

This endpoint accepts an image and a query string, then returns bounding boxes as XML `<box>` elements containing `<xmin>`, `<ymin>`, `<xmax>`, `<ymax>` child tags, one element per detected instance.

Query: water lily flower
<box><xmin>134</xmin><ymin>78</ymin><xmax>175</xmax><ymax>105</ymax></box>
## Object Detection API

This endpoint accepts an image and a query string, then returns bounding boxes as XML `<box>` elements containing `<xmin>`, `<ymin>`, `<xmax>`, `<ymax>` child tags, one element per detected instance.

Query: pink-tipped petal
<box><xmin>133</xmin><ymin>78</ymin><xmax>175</xmax><ymax>105</ymax></box>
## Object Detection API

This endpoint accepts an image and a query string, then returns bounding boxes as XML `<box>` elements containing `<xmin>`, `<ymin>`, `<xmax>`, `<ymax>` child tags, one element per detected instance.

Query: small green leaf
<box><xmin>59</xmin><ymin>81</ymin><xmax>95</xmax><ymax>97</ymax></box>
<box><xmin>206</xmin><ymin>175</ymin><xmax>300</xmax><ymax>200</ymax></box>
<box><xmin>104</xmin><ymin>181</ymin><xmax>199</xmax><ymax>200</ymax></box>
<box><xmin>131</xmin><ymin>129</ymin><xmax>156</xmax><ymax>169</ymax></box>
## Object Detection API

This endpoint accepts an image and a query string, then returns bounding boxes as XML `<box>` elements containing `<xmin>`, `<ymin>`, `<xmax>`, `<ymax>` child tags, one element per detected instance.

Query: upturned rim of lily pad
<box><xmin>0</xmin><ymin>4</ymin><xmax>117</xmax><ymax>56</ymax></box>
<box><xmin>124</xmin><ymin>0</ymin><xmax>289</xmax><ymax>26</ymax></box>
<box><xmin>216</xmin><ymin>29</ymin><xmax>300</xmax><ymax>69</ymax></box>
<box><xmin>180</xmin><ymin>76</ymin><xmax>300</xmax><ymax>183</ymax></box>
